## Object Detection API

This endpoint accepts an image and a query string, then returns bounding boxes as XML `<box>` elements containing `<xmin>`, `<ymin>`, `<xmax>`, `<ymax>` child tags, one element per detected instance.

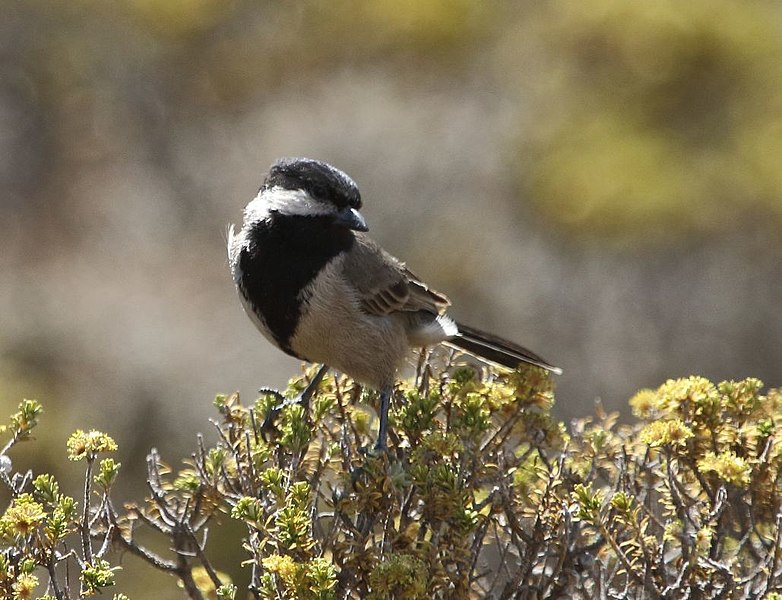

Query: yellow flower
<box><xmin>0</xmin><ymin>494</ymin><xmax>46</xmax><ymax>537</ymax></box>
<box><xmin>629</xmin><ymin>389</ymin><xmax>658</xmax><ymax>419</ymax></box>
<box><xmin>67</xmin><ymin>430</ymin><xmax>118</xmax><ymax>461</ymax></box>
<box><xmin>262</xmin><ymin>554</ymin><xmax>299</xmax><ymax>589</ymax></box>
<box><xmin>12</xmin><ymin>573</ymin><xmax>38</xmax><ymax>599</ymax></box>
<box><xmin>697</xmin><ymin>451</ymin><xmax>751</xmax><ymax>487</ymax></box>
<box><xmin>639</xmin><ymin>419</ymin><xmax>693</xmax><ymax>448</ymax></box>
<box><xmin>656</xmin><ymin>377</ymin><xmax>718</xmax><ymax>413</ymax></box>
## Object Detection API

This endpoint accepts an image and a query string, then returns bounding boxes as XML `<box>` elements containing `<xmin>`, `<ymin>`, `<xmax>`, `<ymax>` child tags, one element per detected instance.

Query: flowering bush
<box><xmin>1</xmin><ymin>356</ymin><xmax>781</xmax><ymax>598</ymax></box>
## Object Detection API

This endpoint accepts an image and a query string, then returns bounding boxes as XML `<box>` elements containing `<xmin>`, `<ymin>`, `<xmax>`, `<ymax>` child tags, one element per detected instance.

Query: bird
<box><xmin>228</xmin><ymin>157</ymin><xmax>561</xmax><ymax>451</ymax></box>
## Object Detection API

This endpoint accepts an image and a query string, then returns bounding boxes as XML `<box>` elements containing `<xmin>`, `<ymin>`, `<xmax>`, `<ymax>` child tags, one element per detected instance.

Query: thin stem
<box><xmin>187</xmin><ymin>525</ymin><xmax>224</xmax><ymax>591</ymax></box>
<box><xmin>46</xmin><ymin>554</ymin><xmax>65</xmax><ymax>600</ymax></box>
<box><xmin>81</xmin><ymin>457</ymin><xmax>94</xmax><ymax>564</ymax></box>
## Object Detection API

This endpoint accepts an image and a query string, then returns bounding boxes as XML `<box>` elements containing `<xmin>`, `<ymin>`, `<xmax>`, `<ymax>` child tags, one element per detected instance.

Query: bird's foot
<box><xmin>355</xmin><ymin>443</ymin><xmax>389</xmax><ymax>464</ymax></box>
<box><xmin>257</xmin><ymin>389</ymin><xmax>304</xmax><ymax>412</ymax></box>
<box><xmin>255</xmin><ymin>389</ymin><xmax>286</xmax><ymax>437</ymax></box>
<box><xmin>359</xmin><ymin>440</ymin><xmax>387</xmax><ymax>457</ymax></box>
<box><xmin>257</xmin><ymin>365</ymin><xmax>330</xmax><ymax>435</ymax></box>
<box><xmin>257</xmin><ymin>387</ymin><xmax>286</xmax><ymax>406</ymax></box>
<box><xmin>258</xmin><ymin>389</ymin><xmax>314</xmax><ymax>438</ymax></box>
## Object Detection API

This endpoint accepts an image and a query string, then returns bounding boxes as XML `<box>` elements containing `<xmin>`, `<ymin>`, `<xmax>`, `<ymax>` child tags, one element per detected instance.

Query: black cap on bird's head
<box><xmin>264</xmin><ymin>158</ymin><xmax>362</xmax><ymax>211</ymax></box>
<box><xmin>247</xmin><ymin>158</ymin><xmax>368</xmax><ymax>232</ymax></box>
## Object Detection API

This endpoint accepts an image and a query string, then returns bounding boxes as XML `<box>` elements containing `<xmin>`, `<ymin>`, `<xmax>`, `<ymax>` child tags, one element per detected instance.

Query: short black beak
<box><xmin>333</xmin><ymin>207</ymin><xmax>369</xmax><ymax>232</ymax></box>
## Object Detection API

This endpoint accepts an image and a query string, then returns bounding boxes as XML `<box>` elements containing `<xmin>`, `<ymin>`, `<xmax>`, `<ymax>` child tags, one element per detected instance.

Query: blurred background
<box><xmin>2</xmin><ymin>0</ymin><xmax>782</xmax><ymax>596</ymax></box>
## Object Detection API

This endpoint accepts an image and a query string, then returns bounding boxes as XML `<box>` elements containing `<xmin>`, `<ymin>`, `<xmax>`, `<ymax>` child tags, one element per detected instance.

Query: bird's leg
<box><xmin>259</xmin><ymin>365</ymin><xmax>329</xmax><ymax>433</ymax></box>
<box><xmin>374</xmin><ymin>387</ymin><xmax>392</xmax><ymax>452</ymax></box>
<box><xmin>415</xmin><ymin>347</ymin><xmax>429</xmax><ymax>391</ymax></box>
<box><xmin>296</xmin><ymin>364</ymin><xmax>329</xmax><ymax>412</ymax></box>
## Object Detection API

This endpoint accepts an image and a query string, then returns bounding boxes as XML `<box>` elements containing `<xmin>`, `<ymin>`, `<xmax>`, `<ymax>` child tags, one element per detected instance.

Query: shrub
<box><xmin>1</xmin><ymin>356</ymin><xmax>781</xmax><ymax>598</ymax></box>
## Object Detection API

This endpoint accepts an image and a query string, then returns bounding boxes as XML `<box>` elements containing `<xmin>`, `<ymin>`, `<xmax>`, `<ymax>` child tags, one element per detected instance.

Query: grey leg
<box><xmin>259</xmin><ymin>364</ymin><xmax>329</xmax><ymax>435</ymax></box>
<box><xmin>298</xmin><ymin>364</ymin><xmax>329</xmax><ymax>411</ymax></box>
<box><xmin>259</xmin><ymin>364</ymin><xmax>329</xmax><ymax>411</ymax></box>
<box><xmin>374</xmin><ymin>387</ymin><xmax>391</xmax><ymax>452</ymax></box>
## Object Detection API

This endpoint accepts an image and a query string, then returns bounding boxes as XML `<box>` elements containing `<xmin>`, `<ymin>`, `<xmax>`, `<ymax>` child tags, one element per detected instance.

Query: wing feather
<box><xmin>343</xmin><ymin>234</ymin><xmax>450</xmax><ymax>316</ymax></box>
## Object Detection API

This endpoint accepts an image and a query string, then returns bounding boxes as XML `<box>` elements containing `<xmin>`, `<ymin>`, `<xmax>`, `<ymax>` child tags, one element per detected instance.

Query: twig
<box><xmin>46</xmin><ymin>553</ymin><xmax>65</xmax><ymax>600</ymax></box>
<box><xmin>81</xmin><ymin>457</ymin><xmax>95</xmax><ymax>564</ymax></box>
<box><xmin>186</xmin><ymin>524</ymin><xmax>224</xmax><ymax>591</ymax></box>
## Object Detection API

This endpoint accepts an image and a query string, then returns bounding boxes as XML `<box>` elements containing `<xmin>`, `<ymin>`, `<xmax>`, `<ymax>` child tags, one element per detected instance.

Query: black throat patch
<box><xmin>238</xmin><ymin>213</ymin><xmax>355</xmax><ymax>357</ymax></box>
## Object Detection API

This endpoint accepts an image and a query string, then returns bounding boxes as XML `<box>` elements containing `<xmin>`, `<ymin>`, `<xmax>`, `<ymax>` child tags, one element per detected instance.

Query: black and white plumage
<box><xmin>228</xmin><ymin>157</ymin><xmax>561</xmax><ymax>450</ymax></box>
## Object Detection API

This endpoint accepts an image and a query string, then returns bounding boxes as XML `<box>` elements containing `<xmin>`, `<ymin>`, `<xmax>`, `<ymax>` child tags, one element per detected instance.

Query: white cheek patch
<box><xmin>243</xmin><ymin>187</ymin><xmax>334</xmax><ymax>222</ymax></box>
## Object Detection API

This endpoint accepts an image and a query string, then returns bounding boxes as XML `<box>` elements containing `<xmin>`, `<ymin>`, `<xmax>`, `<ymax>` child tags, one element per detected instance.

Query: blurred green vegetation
<box><xmin>120</xmin><ymin>0</ymin><xmax>490</xmax><ymax>106</ymax></box>
<box><xmin>523</xmin><ymin>0</ymin><xmax>782</xmax><ymax>241</ymax></box>
<box><xmin>7</xmin><ymin>0</ymin><xmax>782</xmax><ymax>233</ymax></box>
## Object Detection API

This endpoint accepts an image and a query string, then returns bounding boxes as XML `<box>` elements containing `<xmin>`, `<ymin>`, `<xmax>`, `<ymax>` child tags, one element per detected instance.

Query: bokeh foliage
<box><xmin>522</xmin><ymin>0</ymin><xmax>782</xmax><ymax>240</ymax></box>
<box><xmin>15</xmin><ymin>0</ymin><xmax>782</xmax><ymax>241</ymax></box>
<box><xmin>2</xmin><ymin>358</ymin><xmax>782</xmax><ymax>598</ymax></box>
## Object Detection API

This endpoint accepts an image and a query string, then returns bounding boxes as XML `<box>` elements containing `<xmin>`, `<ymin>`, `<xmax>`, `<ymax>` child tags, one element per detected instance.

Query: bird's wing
<box><xmin>343</xmin><ymin>234</ymin><xmax>450</xmax><ymax>316</ymax></box>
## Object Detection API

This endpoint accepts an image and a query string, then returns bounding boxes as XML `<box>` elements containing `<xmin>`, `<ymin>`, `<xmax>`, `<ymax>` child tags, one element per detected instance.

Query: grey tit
<box><xmin>228</xmin><ymin>157</ymin><xmax>561</xmax><ymax>450</ymax></box>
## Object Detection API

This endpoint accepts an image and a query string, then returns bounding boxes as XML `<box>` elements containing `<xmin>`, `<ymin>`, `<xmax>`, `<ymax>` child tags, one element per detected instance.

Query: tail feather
<box><xmin>447</xmin><ymin>321</ymin><xmax>562</xmax><ymax>375</ymax></box>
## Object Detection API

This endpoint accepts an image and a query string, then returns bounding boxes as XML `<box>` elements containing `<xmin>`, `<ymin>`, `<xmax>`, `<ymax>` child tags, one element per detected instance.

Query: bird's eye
<box><xmin>308</xmin><ymin>183</ymin><xmax>329</xmax><ymax>201</ymax></box>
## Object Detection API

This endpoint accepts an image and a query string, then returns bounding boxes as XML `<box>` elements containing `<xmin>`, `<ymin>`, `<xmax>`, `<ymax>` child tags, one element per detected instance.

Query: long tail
<box><xmin>446</xmin><ymin>321</ymin><xmax>562</xmax><ymax>375</ymax></box>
